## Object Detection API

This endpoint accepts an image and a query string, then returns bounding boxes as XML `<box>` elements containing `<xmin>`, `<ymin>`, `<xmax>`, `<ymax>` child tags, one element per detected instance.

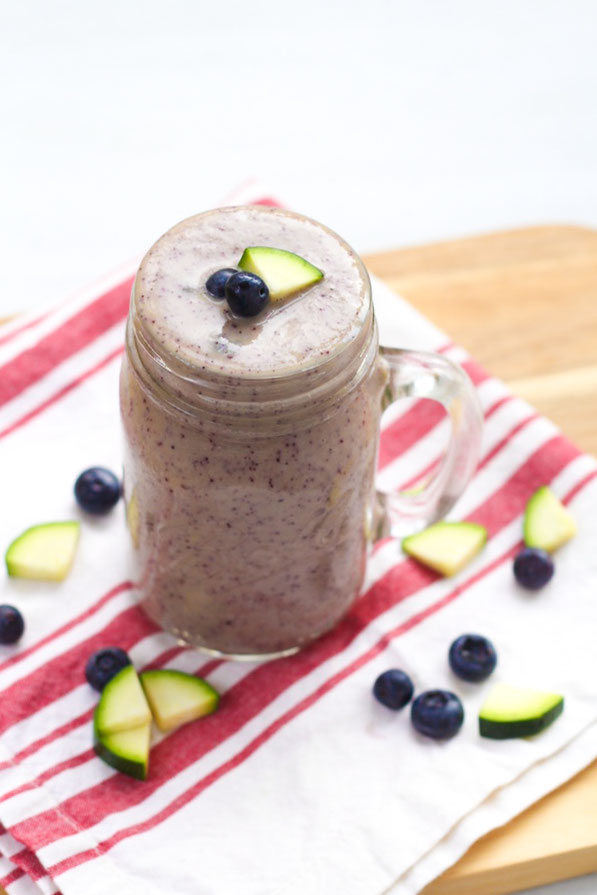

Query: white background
<box><xmin>1</xmin><ymin>2</ymin><xmax>597</xmax><ymax>893</ymax></box>
<box><xmin>1</xmin><ymin>0</ymin><xmax>597</xmax><ymax>319</ymax></box>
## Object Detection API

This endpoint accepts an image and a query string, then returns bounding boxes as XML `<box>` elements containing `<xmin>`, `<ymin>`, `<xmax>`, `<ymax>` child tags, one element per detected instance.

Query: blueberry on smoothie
<box><xmin>411</xmin><ymin>690</ymin><xmax>464</xmax><ymax>740</ymax></box>
<box><xmin>206</xmin><ymin>268</ymin><xmax>237</xmax><ymax>300</ymax></box>
<box><xmin>74</xmin><ymin>467</ymin><xmax>121</xmax><ymax>515</ymax></box>
<box><xmin>373</xmin><ymin>669</ymin><xmax>414</xmax><ymax>710</ymax></box>
<box><xmin>225</xmin><ymin>271</ymin><xmax>269</xmax><ymax>317</ymax></box>
<box><xmin>0</xmin><ymin>605</ymin><xmax>25</xmax><ymax>644</ymax></box>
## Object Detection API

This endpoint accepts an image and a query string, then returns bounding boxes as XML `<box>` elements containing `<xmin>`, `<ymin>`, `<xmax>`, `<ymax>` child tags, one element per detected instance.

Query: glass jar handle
<box><xmin>373</xmin><ymin>347</ymin><xmax>483</xmax><ymax>540</ymax></box>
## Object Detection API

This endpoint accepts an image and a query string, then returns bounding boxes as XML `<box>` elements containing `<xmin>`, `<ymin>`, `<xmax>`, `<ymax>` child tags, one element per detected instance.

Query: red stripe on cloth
<box><xmin>0</xmin><ymin>606</ymin><xmax>157</xmax><ymax>736</ymax></box>
<box><xmin>469</xmin><ymin>435</ymin><xmax>578</xmax><ymax>532</ymax></box>
<box><xmin>0</xmin><ymin>277</ymin><xmax>131</xmax><ymax>409</ymax></box>
<box><xmin>4</xmin><ymin>748</ymin><xmax>97</xmax><ymax>806</ymax></box>
<box><xmin>0</xmin><ymin>346</ymin><xmax>125</xmax><ymax>442</ymax></box>
<box><xmin>0</xmin><ymin>845</ymin><xmax>47</xmax><ymax>888</ymax></box>
<box><xmin>41</xmin><ymin>455</ymin><xmax>594</xmax><ymax>880</ymax></box>
<box><xmin>180</xmin><ymin>658</ymin><xmax>222</xmax><ymax>679</ymax></box>
<box><xmin>252</xmin><ymin>197</ymin><xmax>283</xmax><ymax>207</ymax></box>
<box><xmin>0</xmin><ymin>310</ymin><xmax>52</xmax><ymax>349</ymax></box>
<box><xmin>9</xmin><ymin>434</ymin><xmax>581</xmax><ymax>857</ymax></box>
<box><xmin>460</xmin><ymin>358</ymin><xmax>489</xmax><ymax>387</ymax></box>
<box><xmin>478</xmin><ymin>413</ymin><xmax>539</xmax><ymax>471</ymax></box>
<box><xmin>0</xmin><ymin>581</ymin><xmax>134</xmax><ymax>676</ymax></box>
<box><xmin>398</xmin><ymin>404</ymin><xmax>534</xmax><ymax>495</ymax></box>
<box><xmin>0</xmin><ymin>706</ymin><xmax>95</xmax><ymax>775</ymax></box>
<box><xmin>377</xmin><ymin>360</ymin><xmax>490</xmax><ymax>471</ymax></box>
<box><xmin>484</xmin><ymin>394</ymin><xmax>514</xmax><ymax>421</ymax></box>
<box><xmin>139</xmin><ymin>645</ymin><xmax>187</xmax><ymax>673</ymax></box>
<box><xmin>0</xmin><ymin>865</ymin><xmax>24</xmax><ymax>888</ymax></box>
<box><xmin>397</xmin><ymin>456</ymin><xmax>441</xmax><ymax>493</ymax></box>
<box><xmin>563</xmin><ymin>468</ymin><xmax>597</xmax><ymax>505</ymax></box>
<box><xmin>394</xmin><ymin>392</ymin><xmax>517</xmax><ymax>492</ymax></box>
<box><xmin>378</xmin><ymin>400</ymin><xmax>446</xmax><ymax>469</ymax></box>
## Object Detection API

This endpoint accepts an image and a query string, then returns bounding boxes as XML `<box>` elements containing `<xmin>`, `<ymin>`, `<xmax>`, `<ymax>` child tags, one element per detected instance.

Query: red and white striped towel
<box><xmin>1</xmin><ymin>194</ymin><xmax>597</xmax><ymax>895</ymax></box>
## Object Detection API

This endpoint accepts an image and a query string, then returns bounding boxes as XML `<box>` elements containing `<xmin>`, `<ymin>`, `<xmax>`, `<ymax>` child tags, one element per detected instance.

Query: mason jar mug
<box><xmin>120</xmin><ymin>207</ymin><xmax>483</xmax><ymax>659</ymax></box>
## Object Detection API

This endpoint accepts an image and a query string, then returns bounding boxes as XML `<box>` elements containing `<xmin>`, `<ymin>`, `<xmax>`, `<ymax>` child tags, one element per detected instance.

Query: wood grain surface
<box><xmin>364</xmin><ymin>224</ymin><xmax>597</xmax><ymax>894</ymax></box>
<box><xmin>1</xmin><ymin>226</ymin><xmax>595</xmax><ymax>895</ymax></box>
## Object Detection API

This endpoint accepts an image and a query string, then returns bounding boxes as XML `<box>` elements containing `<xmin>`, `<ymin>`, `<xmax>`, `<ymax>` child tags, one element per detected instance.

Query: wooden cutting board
<box><xmin>364</xmin><ymin>224</ymin><xmax>597</xmax><ymax>895</ymax></box>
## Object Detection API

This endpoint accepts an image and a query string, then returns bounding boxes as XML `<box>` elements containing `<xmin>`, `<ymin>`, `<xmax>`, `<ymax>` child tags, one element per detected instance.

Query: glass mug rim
<box><xmin>127</xmin><ymin>206</ymin><xmax>380</xmax><ymax>434</ymax></box>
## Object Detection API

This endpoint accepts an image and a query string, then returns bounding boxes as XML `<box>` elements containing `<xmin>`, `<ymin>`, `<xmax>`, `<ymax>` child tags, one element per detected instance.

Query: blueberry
<box><xmin>205</xmin><ymin>268</ymin><xmax>237</xmax><ymax>300</ymax></box>
<box><xmin>0</xmin><ymin>605</ymin><xmax>24</xmax><ymax>645</ymax></box>
<box><xmin>74</xmin><ymin>467</ymin><xmax>121</xmax><ymax>515</ymax></box>
<box><xmin>85</xmin><ymin>647</ymin><xmax>131</xmax><ymax>691</ymax></box>
<box><xmin>513</xmin><ymin>547</ymin><xmax>554</xmax><ymax>590</ymax></box>
<box><xmin>225</xmin><ymin>271</ymin><xmax>269</xmax><ymax>318</ymax></box>
<box><xmin>449</xmin><ymin>633</ymin><xmax>497</xmax><ymax>683</ymax></box>
<box><xmin>373</xmin><ymin>669</ymin><xmax>414</xmax><ymax>710</ymax></box>
<box><xmin>411</xmin><ymin>689</ymin><xmax>464</xmax><ymax>740</ymax></box>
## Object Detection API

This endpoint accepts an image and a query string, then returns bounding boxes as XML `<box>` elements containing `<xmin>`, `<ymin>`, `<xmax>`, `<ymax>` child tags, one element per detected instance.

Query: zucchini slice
<box><xmin>5</xmin><ymin>521</ymin><xmax>80</xmax><ymax>581</ymax></box>
<box><xmin>238</xmin><ymin>246</ymin><xmax>323</xmax><ymax>302</ymax></box>
<box><xmin>523</xmin><ymin>486</ymin><xmax>576</xmax><ymax>552</ymax></box>
<box><xmin>479</xmin><ymin>683</ymin><xmax>564</xmax><ymax>739</ymax></box>
<box><xmin>402</xmin><ymin>521</ymin><xmax>487</xmax><ymax>576</ymax></box>
<box><xmin>140</xmin><ymin>669</ymin><xmax>219</xmax><ymax>732</ymax></box>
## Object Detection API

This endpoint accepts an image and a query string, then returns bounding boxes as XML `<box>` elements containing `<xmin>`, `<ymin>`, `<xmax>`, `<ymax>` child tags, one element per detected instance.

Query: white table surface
<box><xmin>2</xmin><ymin>2</ymin><xmax>597</xmax><ymax>893</ymax></box>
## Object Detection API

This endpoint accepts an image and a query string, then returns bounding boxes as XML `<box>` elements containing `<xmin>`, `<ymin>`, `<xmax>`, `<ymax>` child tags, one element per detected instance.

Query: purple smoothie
<box><xmin>120</xmin><ymin>206</ymin><xmax>387</xmax><ymax>657</ymax></box>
